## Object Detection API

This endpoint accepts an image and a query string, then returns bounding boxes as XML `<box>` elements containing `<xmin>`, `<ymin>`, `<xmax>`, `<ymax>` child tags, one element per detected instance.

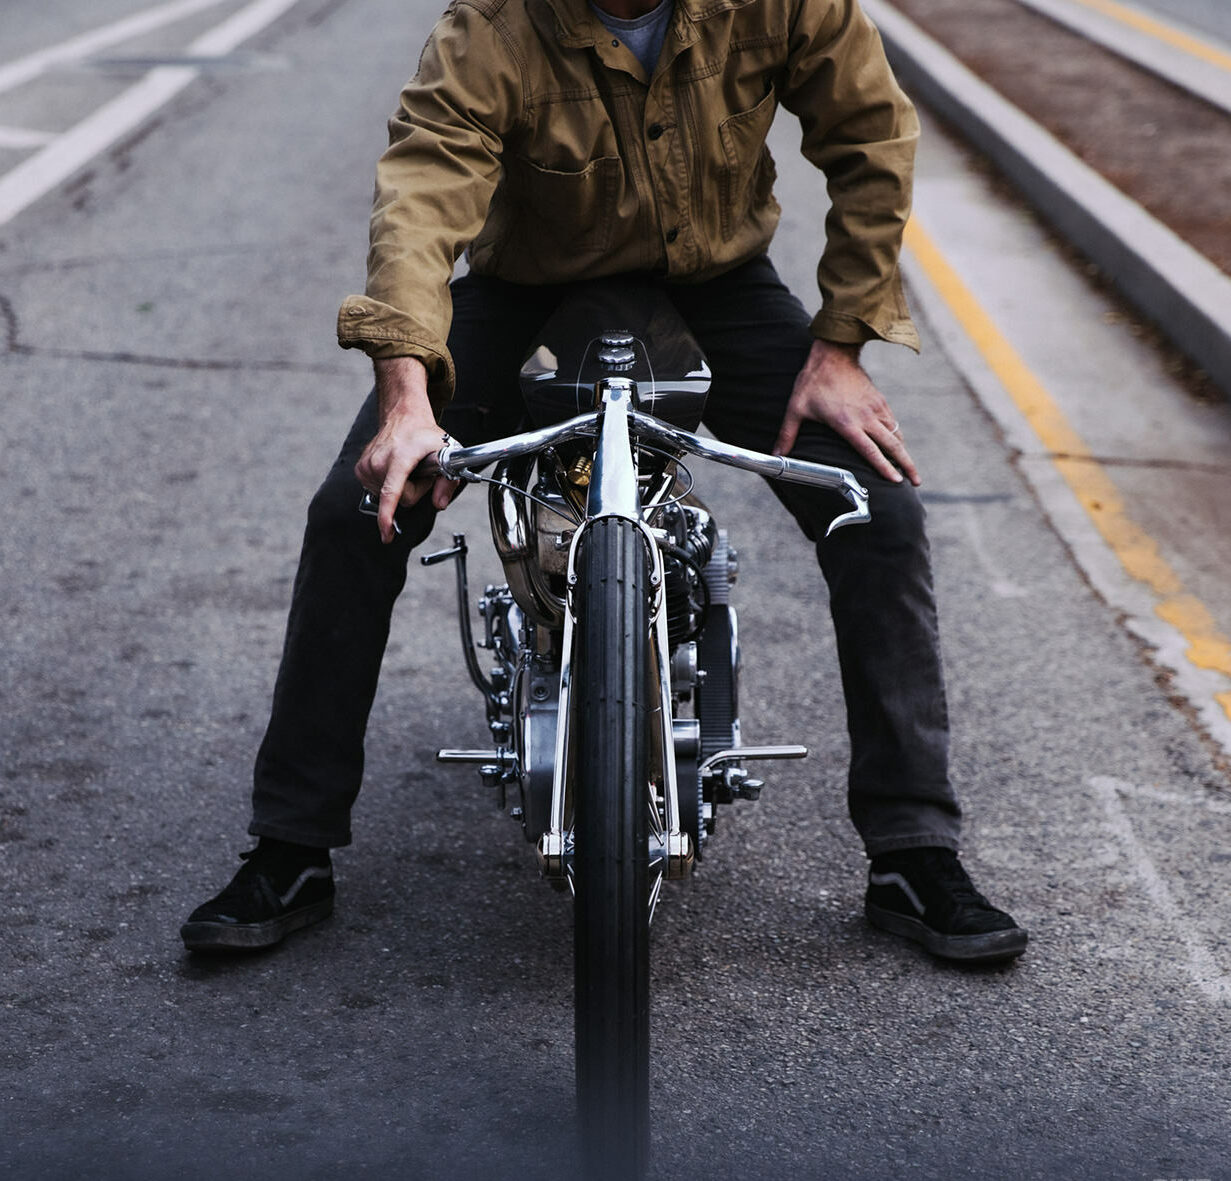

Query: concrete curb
<box><xmin>863</xmin><ymin>0</ymin><xmax>1231</xmax><ymax>397</ymax></box>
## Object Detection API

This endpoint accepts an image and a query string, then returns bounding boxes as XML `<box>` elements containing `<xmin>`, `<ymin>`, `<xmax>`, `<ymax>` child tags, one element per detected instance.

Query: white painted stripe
<box><xmin>0</xmin><ymin>65</ymin><xmax>196</xmax><ymax>226</ymax></box>
<box><xmin>0</xmin><ymin>127</ymin><xmax>56</xmax><ymax>150</ymax></box>
<box><xmin>0</xmin><ymin>0</ymin><xmax>233</xmax><ymax>97</ymax></box>
<box><xmin>0</xmin><ymin>0</ymin><xmax>305</xmax><ymax>229</ymax></box>
<box><xmin>960</xmin><ymin>501</ymin><xmax>1028</xmax><ymax>599</ymax></box>
<box><xmin>1090</xmin><ymin>775</ymin><xmax>1231</xmax><ymax>1004</ymax></box>
<box><xmin>186</xmin><ymin>0</ymin><xmax>304</xmax><ymax>56</ymax></box>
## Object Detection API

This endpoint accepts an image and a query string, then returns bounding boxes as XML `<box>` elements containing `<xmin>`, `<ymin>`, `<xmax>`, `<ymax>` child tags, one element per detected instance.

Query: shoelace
<box><xmin>918</xmin><ymin>851</ymin><xmax>993</xmax><ymax>908</ymax></box>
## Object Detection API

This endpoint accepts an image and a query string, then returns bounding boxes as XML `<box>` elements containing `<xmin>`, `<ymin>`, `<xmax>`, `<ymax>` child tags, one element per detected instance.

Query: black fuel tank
<box><xmin>518</xmin><ymin>278</ymin><xmax>711</xmax><ymax>430</ymax></box>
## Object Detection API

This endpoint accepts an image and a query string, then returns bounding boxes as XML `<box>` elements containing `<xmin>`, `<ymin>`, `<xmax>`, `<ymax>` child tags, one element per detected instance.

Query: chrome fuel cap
<box><xmin>597</xmin><ymin>331</ymin><xmax>636</xmax><ymax>370</ymax></box>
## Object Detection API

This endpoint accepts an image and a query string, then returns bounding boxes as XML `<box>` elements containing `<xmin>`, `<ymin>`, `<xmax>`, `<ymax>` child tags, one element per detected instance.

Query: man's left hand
<box><xmin>773</xmin><ymin>339</ymin><xmax>920</xmax><ymax>486</ymax></box>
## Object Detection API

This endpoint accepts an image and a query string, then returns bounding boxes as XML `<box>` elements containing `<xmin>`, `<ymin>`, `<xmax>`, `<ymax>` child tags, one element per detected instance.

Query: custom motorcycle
<box><xmin>371</xmin><ymin>280</ymin><xmax>869</xmax><ymax>1177</ymax></box>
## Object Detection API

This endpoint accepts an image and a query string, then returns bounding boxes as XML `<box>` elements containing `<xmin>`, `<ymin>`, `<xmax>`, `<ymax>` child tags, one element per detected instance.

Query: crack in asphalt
<box><xmin>1010</xmin><ymin>444</ymin><xmax>1228</xmax><ymax>478</ymax></box>
<box><xmin>1043</xmin><ymin>450</ymin><xmax>1231</xmax><ymax>477</ymax></box>
<box><xmin>13</xmin><ymin>344</ymin><xmax>353</xmax><ymax>374</ymax></box>
<box><xmin>1</xmin><ymin>286</ymin><xmax>349</xmax><ymax>374</ymax></box>
<box><xmin>0</xmin><ymin>293</ymin><xmax>18</xmax><ymax>352</ymax></box>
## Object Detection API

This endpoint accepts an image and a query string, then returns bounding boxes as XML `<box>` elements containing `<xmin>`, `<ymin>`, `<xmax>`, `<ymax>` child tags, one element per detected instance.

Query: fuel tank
<box><xmin>517</xmin><ymin>278</ymin><xmax>712</xmax><ymax>429</ymax></box>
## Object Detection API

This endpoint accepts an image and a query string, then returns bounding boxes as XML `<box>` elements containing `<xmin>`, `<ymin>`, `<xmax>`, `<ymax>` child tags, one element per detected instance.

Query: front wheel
<box><xmin>572</xmin><ymin>516</ymin><xmax>654</xmax><ymax>1179</ymax></box>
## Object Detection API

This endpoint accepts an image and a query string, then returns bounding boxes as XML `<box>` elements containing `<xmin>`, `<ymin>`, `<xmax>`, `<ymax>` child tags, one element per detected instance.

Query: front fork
<box><xmin>538</xmin><ymin>378</ymin><xmax>692</xmax><ymax>884</ymax></box>
<box><xmin>536</xmin><ymin>515</ymin><xmax>692</xmax><ymax>885</ymax></box>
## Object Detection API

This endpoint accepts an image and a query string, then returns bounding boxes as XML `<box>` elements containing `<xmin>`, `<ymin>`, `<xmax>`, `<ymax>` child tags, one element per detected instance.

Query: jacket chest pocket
<box><xmin>717</xmin><ymin>87</ymin><xmax>778</xmax><ymax>241</ymax></box>
<box><xmin>508</xmin><ymin>154</ymin><xmax>622</xmax><ymax>260</ymax></box>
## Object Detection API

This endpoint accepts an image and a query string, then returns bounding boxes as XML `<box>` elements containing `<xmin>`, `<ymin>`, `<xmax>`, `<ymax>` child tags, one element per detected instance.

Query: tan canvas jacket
<box><xmin>337</xmin><ymin>0</ymin><xmax>920</xmax><ymax>404</ymax></box>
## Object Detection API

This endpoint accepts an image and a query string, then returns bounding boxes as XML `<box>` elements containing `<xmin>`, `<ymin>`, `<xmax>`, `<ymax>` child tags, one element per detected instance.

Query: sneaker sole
<box><xmin>180</xmin><ymin>897</ymin><xmax>334</xmax><ymax>952</ymax></box>
<box><xmin>865</xmin><ymin>901</ymin><xmax>1028</xmax><ymax>964</ymax></box>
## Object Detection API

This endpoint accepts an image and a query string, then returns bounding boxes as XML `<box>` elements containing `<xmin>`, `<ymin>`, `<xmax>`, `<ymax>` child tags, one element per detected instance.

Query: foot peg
<box><xmin>698</xmin><ymin>745</ymin><xmax>807</xmax><ymax>775</ymax></box>
<box><xmin>700</xmin><ymin>745</ymin><xmax>807</xmax><ymax>804</ymax></box>
<box><xmin>437</xmin><ymin>749</ymin><xmax>503</xmax><ymax>763</ymax></box>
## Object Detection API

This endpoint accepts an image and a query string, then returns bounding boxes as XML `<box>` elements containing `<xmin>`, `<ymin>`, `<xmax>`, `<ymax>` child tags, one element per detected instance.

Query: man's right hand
<box><xmin>355</xmin><ymin>356</ymin><xmax>457</xmax><ymax>544</ymax></box>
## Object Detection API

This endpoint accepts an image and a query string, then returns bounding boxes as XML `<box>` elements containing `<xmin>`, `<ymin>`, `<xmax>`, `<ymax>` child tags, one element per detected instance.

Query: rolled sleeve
<box><xmin>783</xmin><ymin>0</ymin><xmax>921</xmax><ymax>351</ymax></box>
<box><xmin>337</xmin><ymin>294</ymin><xmax>456</xmax><ymax>408</ymax></box>
<box><xmin>336</xmin><ymin>1</ymin><xmax>523</xmax><ymax>402</ymax></box>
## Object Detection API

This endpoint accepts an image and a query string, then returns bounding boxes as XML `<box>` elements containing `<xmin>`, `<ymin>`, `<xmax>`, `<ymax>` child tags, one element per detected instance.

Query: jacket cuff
<box><xmin>337</xmin><ymin>295</ymin><xmax>456</xmax><ymax>409</ymax></box>
<box><xmin>810</xmin><ymin>309</ymin><xmax>920</xmax><ymax>353</ymax></box>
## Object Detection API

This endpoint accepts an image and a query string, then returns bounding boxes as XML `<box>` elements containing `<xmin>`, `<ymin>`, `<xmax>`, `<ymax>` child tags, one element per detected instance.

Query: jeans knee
<box><xmin>775</xmin><ymin>473</ymin><xmax>926</xmax><ymax>557</ymax></box>
<box><xmin>815</xmin><ymin>478</ymin><xmax>934</xmax><ymax>608</ymax></box>
<box><xmin>305</xmin><ymin>470</ymin><xmax>366</xmax><ymax>540</ymax></box>
<box><xmin>867</xmin><ymin>479</ymin><xmax>927</xmax><ymax>550</ymax></box>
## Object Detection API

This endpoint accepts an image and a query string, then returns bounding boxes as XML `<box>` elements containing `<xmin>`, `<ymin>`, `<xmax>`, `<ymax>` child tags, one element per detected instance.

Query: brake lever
<box><xmin>357</xmin><ymin>490</ymin><xmax>402</xmax><ymax>535</ymax></box>
<box><xmin>825</xmin><ymin>471</ymin><xmax>871</xmax><ymax>536</ymax></box>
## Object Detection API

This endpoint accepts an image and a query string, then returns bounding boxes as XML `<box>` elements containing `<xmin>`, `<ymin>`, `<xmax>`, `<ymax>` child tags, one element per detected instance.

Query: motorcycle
<box><xmin>366</xmin><ymin>279</ymin><xmax>869</xmax><ymax>1178</ymax></box>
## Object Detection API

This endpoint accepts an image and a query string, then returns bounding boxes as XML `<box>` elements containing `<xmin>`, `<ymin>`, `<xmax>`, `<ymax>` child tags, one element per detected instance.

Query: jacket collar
<box><xmin>541</xmin><ymin>0</ymin><xmax>760</xmax><ymax>47</ymax></box>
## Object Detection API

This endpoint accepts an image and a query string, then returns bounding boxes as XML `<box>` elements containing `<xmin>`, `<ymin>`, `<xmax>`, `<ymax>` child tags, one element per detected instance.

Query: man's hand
<box><xmin>773</xmin><ymin>339</ymin><xmax>919</xmax><ymax>487</ymax></box>
<box><xmin>355</xmin><ymin>356</ymin><xmax>457</xmax><ymax>543</ymax></box>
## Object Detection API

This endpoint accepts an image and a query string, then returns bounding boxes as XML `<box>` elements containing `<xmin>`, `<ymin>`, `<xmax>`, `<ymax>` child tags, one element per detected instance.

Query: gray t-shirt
<box><xmin>591</xmin><ymin>0</ymin><xmax>674</xmax><ymax>77</ymax></box>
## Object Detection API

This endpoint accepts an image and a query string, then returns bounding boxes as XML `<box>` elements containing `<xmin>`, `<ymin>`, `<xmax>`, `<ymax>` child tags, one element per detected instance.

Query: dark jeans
<box><xmin>250</xmin><ymin>256</ymin><xmax>961</xmax><ymax>857</ymax></box>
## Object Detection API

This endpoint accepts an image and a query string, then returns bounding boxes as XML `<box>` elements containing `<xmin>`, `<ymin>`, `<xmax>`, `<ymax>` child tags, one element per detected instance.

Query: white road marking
<box><xmin>0</xmin><ymin>0</ymin><xmax>233</xmax><ymax>97</ymax></box>
<box><xmin>186</xmin><ymin>0</ymin><xmax>303</xmax><ymax>55</ymax></box>
<box><xmin>1090</xmin><ymin>775</ymin><xmax>1231</xmax><ymax>1004</ymax></box>
<box><xmin>0</xmin><ymin>0</ymin><xmax>305</xmax><ymax>229</ymax></box>
<box><xmin>0</xmin><ymin>127</ymin><xmax>56</xmax><ymax>150</ymax></box>
<box><xmin>960</xmin><ymin>501</ymin><xmax>1029</xmax><ymax>598</ymax></box>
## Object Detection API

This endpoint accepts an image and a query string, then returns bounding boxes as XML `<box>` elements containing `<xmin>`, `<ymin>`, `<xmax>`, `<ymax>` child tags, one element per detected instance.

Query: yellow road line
<box><xmin>1069</xmin><ymin>0</ymin><xmax>1231</xmax><ymax>73</ymax></box>
<box><xmin>904</xmin><ymin>217</ymin><xmax>1231</xmax><ymax>722</ymax></box>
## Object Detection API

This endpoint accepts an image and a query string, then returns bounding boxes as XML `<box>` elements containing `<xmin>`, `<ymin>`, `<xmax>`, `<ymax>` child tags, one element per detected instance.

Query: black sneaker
<box><xmin>865</xmin><ymin>847</ymin><xmax>1028</xmax><ymax>964</ymax></box>
<box><xmin>181</xmin><ymin>840</ymin><xmax>334</xmax><ymax>952</ymax></box>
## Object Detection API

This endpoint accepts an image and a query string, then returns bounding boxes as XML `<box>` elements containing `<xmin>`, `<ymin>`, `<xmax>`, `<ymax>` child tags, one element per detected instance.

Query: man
<box><xmin>181</xmin><ymin>0</ymin><xmax>1028</xmax><ymax>963</ymax></box>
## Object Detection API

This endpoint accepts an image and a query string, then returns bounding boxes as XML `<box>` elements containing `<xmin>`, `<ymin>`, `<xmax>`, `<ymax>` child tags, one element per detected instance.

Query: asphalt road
<box><xmin>3</xmin><ymin>2</ymin><xmax>1231</xmax><ymax>1179</ymax></box>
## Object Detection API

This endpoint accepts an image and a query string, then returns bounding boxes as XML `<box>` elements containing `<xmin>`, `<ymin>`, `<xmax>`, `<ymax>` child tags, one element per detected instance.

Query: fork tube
<box><xmin>587</xmin><ymin>379</ymin><xmax>641</xmax><ymax>520</ymax></box>
<box><xmin>548</xmin><ymin>604</ymin><xmax>576</xmax><ymax>837</ymax></box>
<box><xmin>543</xmin><ymin>381</ymin><xmax>642</xmax><ymax>877</ymax></box>
<box><xmin>588</xmin><ymin>381</ymin><xmax>686</xmax><ymax>873</ymax></box>
<box><xmin>649</xmin><ymin>540</ymin><xmax>681</xmax><ymax>844</ymax></box>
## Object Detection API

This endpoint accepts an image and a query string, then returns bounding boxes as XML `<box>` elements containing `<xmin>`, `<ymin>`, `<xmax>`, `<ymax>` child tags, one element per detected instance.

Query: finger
<box><xmin>378</xmin><ymin>469</ymin><xmax>411</xmax><ymax>543</ymax></box>
<box><xmin>772</xmin><ymin>408</ymin><xmax>802</xmax><ymax>457</ymax></box>
<box><xmin>895</xmin><ymin>442</ymin><xmax>921</xmax><ymax>487</ymax></box>
<box><xmin>353</xmin><ymin>453</ymin><xmax>376</xmax><ymax>492</ymax></box>
<box><xmin>876</xmin><ymin>420</ymin><xmax>920</xmax><ymax>485</ymax></box>
<box><xmin>822</xmin><ymin>414</ymin><xmax>902</xmax><ymax>485</ymax></box>
<box><xmin>431</xmin><ymin>473</ymin><xmax>457</xmax><ymax>512</ymax></box>
<box><xmin>869</xmin><ymin>421</ymin><xmax>920</xmax><ymax>486</ymax></box>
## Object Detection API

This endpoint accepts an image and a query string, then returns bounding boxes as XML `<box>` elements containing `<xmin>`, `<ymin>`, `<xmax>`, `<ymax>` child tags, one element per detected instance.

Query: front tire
<box><xmin>572</xmin><ymin>516</ymin><xmax>653</xmax><ymax>1179</ymax></box>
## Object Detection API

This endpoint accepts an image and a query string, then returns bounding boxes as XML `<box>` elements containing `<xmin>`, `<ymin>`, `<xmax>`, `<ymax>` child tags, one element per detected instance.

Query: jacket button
<box><xmin>648</xmin><ymin>123</ymin><xmax>664</xmax><ymax>140</ymax></box>
<box><xmin>665</xmin><ymin>227</ymin><xmax>679</xmax><ymax>244</ymax></box>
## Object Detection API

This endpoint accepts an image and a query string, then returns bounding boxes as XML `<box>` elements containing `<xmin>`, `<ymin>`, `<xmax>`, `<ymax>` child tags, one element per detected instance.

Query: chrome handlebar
<box><xmin>437</xmin><ymin>411</ymin><xmax>599</xmax><ymax>477</ymax></box>
<box><xmin>627</xmin><ymin>412</ymin><xmax>870</xmax><ymax>534</ymax></box>
<box><xmin>434</xmin><ymin>409</ymin><xmax>870</xmax><ymax>535</ymax></box>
